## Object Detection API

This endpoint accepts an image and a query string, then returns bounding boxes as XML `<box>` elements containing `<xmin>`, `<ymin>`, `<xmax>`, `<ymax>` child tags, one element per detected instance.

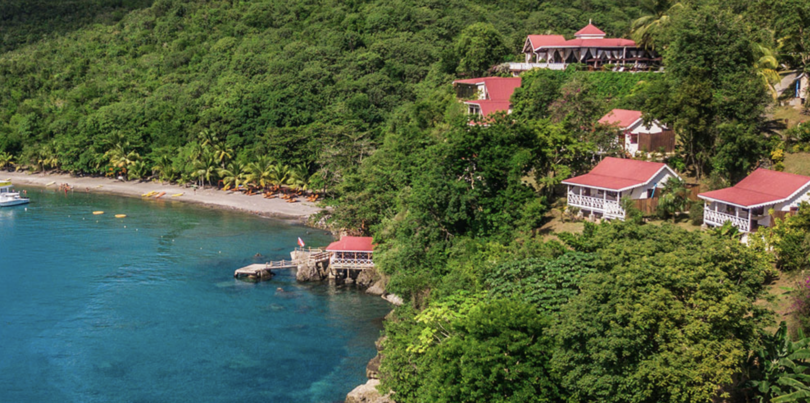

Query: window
<box><xmin>629</xmin><ymin>133</ymin><xmax>638</xmax><ymax>144</ymax></box>
<box><xmin>647</xmin><ymin>189</ymin><xmax>655</xmax><ymax>198</ymax></box>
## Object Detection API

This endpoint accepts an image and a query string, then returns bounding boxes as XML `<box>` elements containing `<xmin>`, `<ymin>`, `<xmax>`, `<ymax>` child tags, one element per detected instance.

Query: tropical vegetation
<box><xmin>2</xmin><ymin>0</ymin><xmax>810</xmax><ymax>401</ymax></box>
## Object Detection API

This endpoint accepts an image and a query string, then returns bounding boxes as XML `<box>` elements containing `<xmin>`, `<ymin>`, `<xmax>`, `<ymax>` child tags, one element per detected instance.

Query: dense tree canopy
<box><xmin>2</xmin><ymin>1</ymin><xmax>806</xmax><ymax>402</ymax></box>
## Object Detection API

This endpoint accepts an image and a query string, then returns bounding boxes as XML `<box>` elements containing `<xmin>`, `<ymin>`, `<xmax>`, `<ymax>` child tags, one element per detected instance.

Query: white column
<box><xmin>748</xmin><ymin>209</ymin><xmax>752</xmax><ymax>232</ymax></box>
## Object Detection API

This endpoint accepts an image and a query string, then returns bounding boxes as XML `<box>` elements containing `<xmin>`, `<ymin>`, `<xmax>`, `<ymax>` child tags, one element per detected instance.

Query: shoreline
<box><xmin>3</xmin><ymin>171</ymin><xmax>324</xmax><ymax>222</ymax></box>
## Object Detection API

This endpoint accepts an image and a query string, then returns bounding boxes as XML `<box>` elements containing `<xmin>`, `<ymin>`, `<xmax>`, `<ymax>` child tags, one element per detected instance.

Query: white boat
<box><xmin>0</xmin><ymin>181</ymin><xmax>30</xmax><ymax>207</ymax></box>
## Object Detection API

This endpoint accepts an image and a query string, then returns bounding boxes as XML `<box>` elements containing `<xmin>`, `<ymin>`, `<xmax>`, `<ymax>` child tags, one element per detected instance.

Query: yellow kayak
<box><xmin>171</xmin><ymin>193</ymin><xmax>184</xmax><ymax>197</ymax></box>
<box><xmin>93</xmin><ymin>211</ymin><xmax>104</xmax><ymax>215</ymax></box>
<box><xmin>142</xmin><ymin>191</ymin><xmax>157</xmax><ymax>197</ymax></box>
<box><xmin>115</xmin><ymin>214</ymin><xmax>127</xmax><ymax>218</ymax></box>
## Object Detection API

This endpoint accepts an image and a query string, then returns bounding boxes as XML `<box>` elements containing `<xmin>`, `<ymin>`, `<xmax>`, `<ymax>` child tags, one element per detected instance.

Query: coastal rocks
<box><xmin>365</xmin><ymin>282</ymin><xmax>385</xmax><ymax>296</ymax></box>
<box><xmin>345</xmin><ymin>379</ymin><xmax>394</xmax><ymax>403</ymax></box>
<box><xmin>382</xmin><ymin>293</ymin><xmax>403</xmax><ymax>306</ymax></box>
<box><xmin>366</xmin><ymin>354</ymin><xmax>382</xmax><ymax>379</ymax></box>
<box><xmin>355</xmin><ymin>270</ymin><xmax>377</xmax><ymax>288</ymax></box>
<box><xmin>292</xmin><ymin>250</ymin><xmax>328</xmax><ymax>281</ymax></box>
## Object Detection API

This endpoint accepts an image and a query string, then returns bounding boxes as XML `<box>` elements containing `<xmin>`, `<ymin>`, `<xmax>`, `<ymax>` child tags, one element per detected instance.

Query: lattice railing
<box><xmin>330</xmin><ymin>256</ymin><xmax>375</xmax><ymax>269</ymax></box>
<box><xmin>704</xmin><ymin>208</ymin><xmax>751</xmax><ymax>233</ymax></box>
<box><xmin>568</xmin><ymin>193</ymin><xmax>625</xmax><ymax>219</ymax></box>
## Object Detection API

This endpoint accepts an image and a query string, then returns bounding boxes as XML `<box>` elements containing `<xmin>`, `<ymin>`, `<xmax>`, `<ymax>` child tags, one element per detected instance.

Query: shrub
<box><xmin>690</xmin><ymin>200</ymin><xmax>705</xmax><ymax>225</ymax></box>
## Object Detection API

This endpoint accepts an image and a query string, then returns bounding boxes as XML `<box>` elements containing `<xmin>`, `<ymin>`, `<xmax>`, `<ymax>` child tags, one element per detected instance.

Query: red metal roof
<box><xmin>452</xmin><ymin>77</ymin><xmax>521</xmax><ymax>102</ymax></box>
<box><xmin>598</xmin><ymin>109</ymin><xmax>643</xmax><ymax>129</ymax></box>
<box><xmin>698</xmin><ymin>169</ymin><xmax>810</xmax><ymax>208</ymax></box>
<box><xmin>562</xmin><ymin>157</ymin><xmax>670</xmax><ymax>191</ymax></box>
<box><xmin>326</xmin><ymin>236</ymin><xmax>374</xmax><ymax>252</ymax></box>
<box><xmin>575</xmin><ymin>23</ymin><xmax>606</xmax><ymax>37</ymax></box>
<box><xmin>527</xmin><ymin>35</ymin><xmax>568</xmax><ymax>49</ymax></box>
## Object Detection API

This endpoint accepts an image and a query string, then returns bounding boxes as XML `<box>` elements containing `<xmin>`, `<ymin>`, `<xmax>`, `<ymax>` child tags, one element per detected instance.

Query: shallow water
<box><xmin>0</xmin><ymin>188</ymin><xmax>390</xmax><ymax>403</ymax></box>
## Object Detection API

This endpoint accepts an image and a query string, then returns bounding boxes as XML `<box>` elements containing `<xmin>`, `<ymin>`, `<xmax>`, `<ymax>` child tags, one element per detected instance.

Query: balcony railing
<box><xmin>330</xmin><ymin>256</ymin><xmax>375</xmax><ymax>270</ymax></box>
<box><xmin>704</xmin><ymin>208</ymin><xmax>751</xmax><ymax>233</ymax></box>
<box><xmin>507</xmin><ymin>62</ymin><xmax>567</xmax><ymax>71</ymax></box>
<box><xmin>568</xmin><ymin>193</ymin><xmax>625</xmax><ymax>219</ymax></box>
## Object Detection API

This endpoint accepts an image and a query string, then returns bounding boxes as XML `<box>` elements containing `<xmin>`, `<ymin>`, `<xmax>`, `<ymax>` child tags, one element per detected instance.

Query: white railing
<box><xmin>704</xmin><ymin>208</ymin><xmax>751</xmax><ymax>233</ymax></box>
<box><xmin>568</xmin><ymin>193</ymin><xmax>625</xmax><ymax>219</ymax></box>
<box><xmin>507</xmin><ymin>62</ymin><xmax>567</xmax><ymax>71</ymax></box>
<box><xmin>330</xmin><ymin>256</ymin><xmax>375</xmax><ymax>269</ymax></box>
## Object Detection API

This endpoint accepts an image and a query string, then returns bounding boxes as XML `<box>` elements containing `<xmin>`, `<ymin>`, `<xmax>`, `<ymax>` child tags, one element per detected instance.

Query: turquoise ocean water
<box><xmin>0</xmin><ymin>187</ymin><xmax>390</xmax><ymax>402</ymax></box>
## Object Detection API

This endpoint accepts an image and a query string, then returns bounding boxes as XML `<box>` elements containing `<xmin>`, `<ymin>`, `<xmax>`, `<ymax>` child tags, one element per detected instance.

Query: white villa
<box><xmin>698</xmin><ymin>169</ymin><xmax>810</xmax><ymax>233</ymax></box>
<box><xmin>598</xmin><ymin>109</ymin><xmax>675</xmax><ymax>156</ymax></box>
<box><xmin>562</xmin><ymin>157</ymin><xmax>680</xmax><ymax>220</ymax></box>
<box><xmin>452</xmin><ymin>77</ymin><xmax>521</xmax><ymax>119</ymax></box>
<box><xmin>509</xmin><ymin>22</ymin><xmax>659</xmax><ymax>74</ymax></box>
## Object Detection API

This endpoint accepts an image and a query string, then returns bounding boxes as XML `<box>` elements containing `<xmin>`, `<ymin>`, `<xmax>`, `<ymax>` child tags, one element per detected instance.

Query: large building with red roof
<box><xmin>598</xmin><ymin>109</ymin><xmax>674</xmax><ymax>156</ymax></box>
<box><xmin>452</xmin><ymin>77</ymin><xmax>521</xmax><ymax>120</ymax></box>
<box><xmin>509</xmin><ymin>22</ymin><xmax>658</xmax><ymax>74</ymax></box>
<box><xmin>562</xmin><ymin>157</ymin><xmax>680</xmax><ymax>220</ymax></box>
<box><xmin>698</xmin><ymin>169</ymin><xmax>810</xmax><ymax>233</ymax></box>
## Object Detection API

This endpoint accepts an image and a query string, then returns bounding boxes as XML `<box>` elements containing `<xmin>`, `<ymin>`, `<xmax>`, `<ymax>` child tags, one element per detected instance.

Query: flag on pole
<box><xmin>297</xmin><ymin>237</ymin><xmax>305</xmax><ymax>247</ymax></box>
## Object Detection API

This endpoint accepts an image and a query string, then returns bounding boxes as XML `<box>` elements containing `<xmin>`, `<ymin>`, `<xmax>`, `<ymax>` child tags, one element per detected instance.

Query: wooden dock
<box><xmin>233</xmin><ymin>249</ymin><xmax>331</xmax><ymax>281</ymax></box>
<box><xmin>234</xmin><ymin>260</ymin><xmax>297</xmax><ymax>279</ymax></box>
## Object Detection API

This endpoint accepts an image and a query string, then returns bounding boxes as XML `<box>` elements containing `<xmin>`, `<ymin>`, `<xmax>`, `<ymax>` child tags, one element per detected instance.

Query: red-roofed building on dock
<box><xmin>698</xmin><ymin>169</ymin><xmax>810</xmax><ymax>233</ymax></box>
<box><xmin>452</xmin><ymin>77</ymin><xmax>521</xmax><ymax>120</ymax></box>
<box><xmin>562</xmin><ymin>157</ymin><xmax>680</xmax><ymax>220</ymax></box>
<box><xmin>509</xmin><ymin>22</ymin><xmax>659</xmax><ymax>74</ymax></box>
<box><xmin>325</xmin><ymin>236</ymin><xmax>375</xmax><ymax>270</ymax></box>
<box><xmin>598</xmin><ymin>109</ymin><xmax>674</xmax><ymax>156</ymax></box>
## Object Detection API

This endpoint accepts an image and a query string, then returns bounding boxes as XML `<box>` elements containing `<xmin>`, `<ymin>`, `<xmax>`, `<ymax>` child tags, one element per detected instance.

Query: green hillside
<box><xmin>4</xmin><ymin>1</ymin><xmax>810</xmax><ymax>402</ymax></box>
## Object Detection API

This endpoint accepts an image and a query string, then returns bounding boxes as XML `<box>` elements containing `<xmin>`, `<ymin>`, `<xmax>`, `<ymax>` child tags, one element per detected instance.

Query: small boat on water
<box><xmin>0</xmin><ymin>181</ymin><xmax>30</xmax><ymax>207</ymax></box>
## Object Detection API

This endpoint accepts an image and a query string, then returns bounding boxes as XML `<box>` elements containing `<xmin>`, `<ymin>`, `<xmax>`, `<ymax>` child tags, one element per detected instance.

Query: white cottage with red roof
<box><xmin>326</xmin><ymin>236</ymin><xmax>375</xmax><ymax>270</ymax></box>
<box><xmin>598</xmin><ymin>109</ymin><xmax>674</xmax><ymax>156</ymax></box>
<box><xmin>510</xmin><ymin>22</ymin><xmax>658</xmax><ymax>74</ymax></box>
<box><xmin>698</xmin><ymin>169</ymin><xmax>810</xmax><ymax>233</ymax></box>
<box><xmin>562</xmin><ymin>157</ymin><xmax>680</xmax><ymax>220</ymax></box>
<box><xmin>452</xmin><ymin>77</ymin><xmax>521</xmax><ymax>119</ymax></box>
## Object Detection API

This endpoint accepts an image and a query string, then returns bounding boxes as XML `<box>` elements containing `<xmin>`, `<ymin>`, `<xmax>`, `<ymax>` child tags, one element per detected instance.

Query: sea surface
<box><xmin>0</xmin><ymin>187</ymin><xmax>390</xmax><ymax>403</ymax></box>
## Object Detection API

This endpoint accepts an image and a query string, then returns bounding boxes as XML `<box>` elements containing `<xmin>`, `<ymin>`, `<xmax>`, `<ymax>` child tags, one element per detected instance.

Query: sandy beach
<box><xmin>2</xmin><ymin>171</ymin><xmax>324</xmax><ymax>221</ymax></box>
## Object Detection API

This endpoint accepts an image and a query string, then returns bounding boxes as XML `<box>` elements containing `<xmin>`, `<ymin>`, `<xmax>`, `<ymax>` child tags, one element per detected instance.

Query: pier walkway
<box><xmin>234</xmin><ymin>248</ymin><xmax>329</xmax><ymax>280</ymax></box>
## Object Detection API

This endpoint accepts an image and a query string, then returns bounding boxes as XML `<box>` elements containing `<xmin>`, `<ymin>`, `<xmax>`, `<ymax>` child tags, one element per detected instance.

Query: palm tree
<box><xmin>197</xmin><ymin>129</ymin><xmax>217</xmax><ymax>147</ymax></box>
<box><xmin>104</xmin><ymin>144</ymin><xmax>140</xmax><ymax>178</ymax></box>
<box><xmin>289</xmin><ymin>164</ymin><xmax>311</xmax><ymax>192</ymax></box>
<box><xmin>192</xmin><ymin>154</ymin><xmax>218</xmax><ymax>189</ymax></box>
<box><xmin>212</xmin><ymin>143</ymin><xmax>234</xmax><ymax>167</ymax></box>
<box><xmin>244</xmin><ymin>156</ymin><xmax>275</xmax><ymax>189</ymax></box>
<box><xmin>152</xmin><ymin>155</ymin><xmax>174</xmax><ymax>183</ymax></box>
<box><xmin>127</xmin><ymin>160</ymin><xmax>150</xmax><ymax>181</ymax></box>
<box><xmin>656</xmin><ymin>177</ymin><xmax>691</xmax><ymax>222</ymax></box>
<box><xmin>271</xmin><ymin>163</ymin><xmax>294</xmax><ymax>188</ymax></box>
<box><xmin>0</xmin><ymin>151</ymin><xmax>14</xmax><ymax>171</ymax></box>
<box><xmin>755</xmin><ymin>44</ymin><xmax>784</xmax><ymax>100</ymax></box>
<box><xmin>631</xmin><ymin>0</ymin><xmax>683</xmax><ymax>51</ymax></box>
<box><xmin>218</xmin><ymin>162</ymin><xmax>245</xmax><ymax>190</ymax></box>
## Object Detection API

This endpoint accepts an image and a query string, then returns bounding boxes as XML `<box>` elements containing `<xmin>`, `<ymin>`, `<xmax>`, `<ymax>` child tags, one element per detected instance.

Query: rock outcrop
<box><xmin>345</xmin><ymin>379</ymin><xmax>394</xmax><ymax>403</ymax></box>
<box><xmin>382</xmin><ymin>293</ymin><xmax>403</xmax><ymax>306</ymax></box>
<box><xmin>292</xmin><ymin>250</ymin><xmax>328</xmax><ymax>281</ymax></box>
